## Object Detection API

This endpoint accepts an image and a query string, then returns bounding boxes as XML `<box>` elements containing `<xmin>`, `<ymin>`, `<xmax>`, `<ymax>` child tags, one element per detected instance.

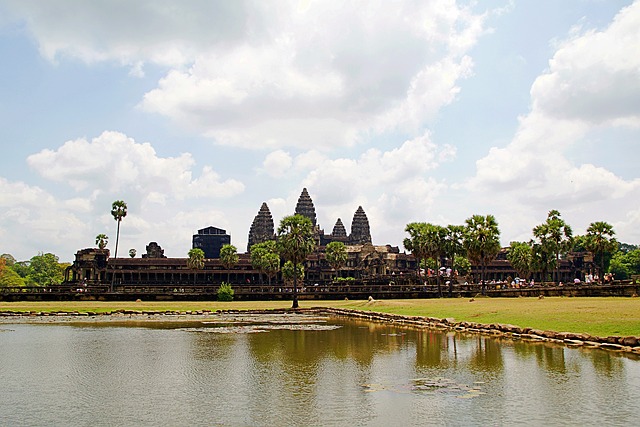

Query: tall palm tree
<box><xmin>463</xmin><ymin>214</ymin><xmax>501</xmax><ymax>294</ymax></box>
<box><xmin>220</xmin><ymin>244</ymin><xmax>239</xmax><ymax>284</ymax></box>
<box><xmin>188</xmin><ymin>248</ymin><xmax>205</xmax><ymax>284</ymax></box>
<box><xmin>110</xmin><ymin>200</ymin><xmax>127</xmax><ymax>259</ymax></box>
<box><xmin>585</xmin><ymin>221</ymin><xmax>617</xmax><ymax>282</ymax></box>
<box><xmin>536</xmin><ymin>210</ymin><xmax>572</xmax><ymax>284</ymax></box>
<box><xmin>325</xmin><ymin>241</ymin><xmax>348</xmax><ymax>280</ymax></box>
<box><xmin>95</xmin><ymin>234</ymin><xmax>108</xmax><ymax>250</ymax></box>
<box><xmin>277</xmin><ymin>214</ymin><xmax>316</xmax><ymax>309</ymax></box>
<box><xmin>404</xmin><ymin>222</ymin><xmax>429</xmax><ymax>277</ymax></box>
<box><xmin>443</xmin><ymin>224</ymin><xmax>465</xmax><ymax>295</ymax></box>
<box><xmin>423</xmin><ymin>223</ymin><xmax>447</xmax><ymax>297</ymax></box>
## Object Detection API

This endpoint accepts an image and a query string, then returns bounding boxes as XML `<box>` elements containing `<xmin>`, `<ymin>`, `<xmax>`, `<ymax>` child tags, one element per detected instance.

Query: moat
<box><xmin>1</xmin><ymin>314</ymin><xmax>639</xmax><ymax>426</ymax></box>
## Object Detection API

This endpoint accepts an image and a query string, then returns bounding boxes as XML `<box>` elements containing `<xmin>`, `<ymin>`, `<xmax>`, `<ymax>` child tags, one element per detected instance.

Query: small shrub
<box><xmin>217</xmin><ymin>282</ymin><xmax>234</xmax><ymax>301</ymax></box>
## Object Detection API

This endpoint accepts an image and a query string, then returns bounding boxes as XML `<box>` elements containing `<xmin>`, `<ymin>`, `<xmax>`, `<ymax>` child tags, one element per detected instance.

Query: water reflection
<box><xmin>0</xmin><ymin>316</ymin><xmax>639</xmax><ymax>426</ymax></box>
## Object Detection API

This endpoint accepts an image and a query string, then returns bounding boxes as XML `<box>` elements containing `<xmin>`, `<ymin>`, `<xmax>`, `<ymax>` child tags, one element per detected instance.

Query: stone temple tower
<box><xmin>349</xmin><ymin>206</ymin><xmax>372</xmax><ymax>244</ymax></box>
<box><xmin>331</xmin><ymin>218</ymin><xmax>347</xmax><ymax>238</ymax></box>
<box><xmin>294</xmin><ymin>188</ymin><xmax>317</xmax><ymax>226</ymax></box>
<box><xmin>247</xmin><ymin>202</ymin><xmax>275</xmax><ymax>251</ymax></box>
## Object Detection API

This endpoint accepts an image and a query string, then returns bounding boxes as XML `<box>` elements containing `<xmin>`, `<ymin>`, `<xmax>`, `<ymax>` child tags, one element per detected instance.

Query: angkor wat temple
<box><xmin>63</xmin><ymin>188</ymin><xmax>416</xmax><ymax>290</ymax></box>
<box><xmin>61</xmin><ymin>188</ymin><xmax>591</xmax><ymax>295</ymax></box>
<box><xmin>247</xmin><ymin>188</ymin><xmax>372</xmax><ymax>251</ymax></box>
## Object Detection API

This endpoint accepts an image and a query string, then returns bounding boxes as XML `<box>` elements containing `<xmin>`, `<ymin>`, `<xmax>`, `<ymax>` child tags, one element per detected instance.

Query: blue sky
<box><xmin>1</xmin><ymin>0</ymin><xmax>638</xmax><ymax>262</ymax></box>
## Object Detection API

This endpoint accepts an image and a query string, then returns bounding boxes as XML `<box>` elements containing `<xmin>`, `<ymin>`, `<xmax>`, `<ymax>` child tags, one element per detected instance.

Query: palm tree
<box><xmin>463</xmin><ymin>214</ymin><xmax>501</xmax><ymax>294</ymax></box>
<box><xmin>277</xmin><ymin>214</ymin><xmax>316</xmax><ymax>309</ymax></box>
<box><xmin>250</xmin><ymin>241</ymin><xmax>280</xmax><ymax>285</ymax></box>
<box><xmin>442</xmin><ymin>224</ymin><xmax>465</xmax><ymax>296</ymax></box>
<box><xmin>404</xmin><ymin>222</ymin><xmax>429</xmax><ymax>277</ymax></box>
<box><xmin>95</xmin><ymin>234</ymin><xmax>108</xmax><ymax>250</ymax></box>
<box><xmin>110</xmin><ymin>200</ymin><xmax>127</xmax><ymax>259</ymax></box>
<box><xmin>220</xmin><ymin>244</ymin><xmax>239</xmax><ymax>284</ymax></box>
<box><xmin>585</xmin><ymin>221</ymin><xmax>617</xmax><ymax>282</ymax></box>
<box><xmin>507</xmin><ymin>241</ymin><xmax>533</xmax><ymax>282</ymax></box>
<box><xmin>188</xmin><ymin>248</ymin><xmax>205</xmax><ymax>284</ymax></box>
<box><xmin>535</xmin><ymin>210</ymin><xmax>572</xmax><ymax>284</ymax></box>
<box><xmin>423</xmin><ymin>223</ymin><xmax>447</xmax><ymax>297</ymax></box>
<box><xmin>325</xmin><ymin>241</ymin><xmax>348</xmax><ymax>280</ymax></box>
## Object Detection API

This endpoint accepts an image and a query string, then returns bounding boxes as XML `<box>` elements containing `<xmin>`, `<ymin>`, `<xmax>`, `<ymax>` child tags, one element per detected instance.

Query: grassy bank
<box><xmin>2</xmin><ymin>297</ymin><xmax>639</xmax><ymax>337</ymax></box>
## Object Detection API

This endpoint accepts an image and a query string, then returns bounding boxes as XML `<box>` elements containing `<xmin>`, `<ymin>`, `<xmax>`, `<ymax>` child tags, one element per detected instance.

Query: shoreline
<box><xmin>2</xmin><ymin>306</ymin><xmax>639</xmax><ymax>356</ymax></box>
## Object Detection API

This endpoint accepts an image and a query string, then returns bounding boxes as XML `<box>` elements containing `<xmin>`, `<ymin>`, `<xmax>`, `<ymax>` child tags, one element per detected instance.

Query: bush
<box><xmin>217</xmin><ymin>282</ymin><xmax>234</xmax><ymax>301</ymax></box>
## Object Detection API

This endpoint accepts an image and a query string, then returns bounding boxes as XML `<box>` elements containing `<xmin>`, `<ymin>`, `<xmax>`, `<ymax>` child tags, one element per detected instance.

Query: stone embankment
<box><xmin>311</xmin><ymin>307</ymin><xmax>640</xmax><ymax>356</ymax></box>
<box><xmin>2</xmin><ymin>307</ymin><xmax>639</xmax><ymax>355</ymax></box>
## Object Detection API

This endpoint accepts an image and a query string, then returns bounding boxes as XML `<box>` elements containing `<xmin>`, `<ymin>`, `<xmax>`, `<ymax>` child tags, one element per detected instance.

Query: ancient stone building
<box><xmin>192</xmin><ymin>226</ymin><xmax>231</xmax><ymax>259</ymax></box>
<box><xmin>331</xmin><ymin>218</ymin><xmax>347</xmax><ymax>238</ymax></box>
<box><xmin>247</xmin><ymin>202</ymin><xmax>275</xmax><ymax>251</ymax></box>
<box><xmin>142</xmin><ymin>242</ymin><xmax>166</xmax><ymax>258</ymax></box>
<box><xmin>349</xmin><ymin>206</ymin><xmax>371</xmax><ymax>245</ymax></box>
<box><xmin>294</xmin><ymin>188</ymin><xmax>317</xmax><ymax>226</ymax></box>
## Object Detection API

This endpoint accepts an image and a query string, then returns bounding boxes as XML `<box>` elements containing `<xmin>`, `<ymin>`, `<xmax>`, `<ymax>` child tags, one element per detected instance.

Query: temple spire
<box><xmin>247</xmin><ymin>202</ymin><xmax>275</xmax><ymax>251</ymax></box>
<box><xmin>294</xmin><ymin>188</ymin><xmax>317</xmax><ymax>226</ymax></box>
<box><xmin>349</xmin><ymin>206</ymin><xmax>371</xmax><ymax>244</ymax></box>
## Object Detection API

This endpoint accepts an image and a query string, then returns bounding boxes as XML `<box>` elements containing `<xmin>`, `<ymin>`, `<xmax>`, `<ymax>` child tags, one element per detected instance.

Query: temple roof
<box><xmin>294</xmin><ymin>188</ymin><xmax>317</xmax><ymax>226</ymax></box>
<box><xmin>331</xmin><ymin>218</ymin><xmax>347</xmax><ymax>237</ymax></box>
<box><xmin>350</xmin><ymin>206</ymin><xmax>371</xmax><ymax>244</ymax></box>
<box><xmin>248</xmin><ymin>202</ymin><xmax>275</xmax><ymax>251</ymax></box>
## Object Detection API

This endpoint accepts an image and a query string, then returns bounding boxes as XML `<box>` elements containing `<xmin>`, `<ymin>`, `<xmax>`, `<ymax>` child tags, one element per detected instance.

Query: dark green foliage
<box><xmin>217</xmin><ymin>282</ymin><xmax>234</xmax><ymax>301</ymax></box>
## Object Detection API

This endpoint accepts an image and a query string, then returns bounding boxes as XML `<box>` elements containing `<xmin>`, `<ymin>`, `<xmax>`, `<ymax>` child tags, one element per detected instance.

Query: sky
<box><xmin>0</xmin><ymin>0</ymin><xmax>639</xmax><ymax>262</ymax></box>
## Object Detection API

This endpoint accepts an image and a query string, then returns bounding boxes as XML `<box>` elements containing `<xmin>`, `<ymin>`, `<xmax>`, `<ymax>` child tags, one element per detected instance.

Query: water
<box><xmin>1</xmin><ymin>315</ymin><xmax>639</xmax><ymax>426</ymax></box>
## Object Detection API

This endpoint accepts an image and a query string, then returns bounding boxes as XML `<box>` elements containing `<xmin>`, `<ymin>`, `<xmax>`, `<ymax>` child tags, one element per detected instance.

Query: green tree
<box><xmin>0</xmin><ymin>266</ymin><xmax>26</xmax><ymax>287</ymax></box>
<box><xmin>95</xmin><ymin>234</ymin><xmax>109</xmax><ymax>250</ymax></box>
<box><xmin>250</xmin><ymin>241</ymin><xmax>280</xmax><ymax>286</ymax></box>
<box><xmin>11</xmin><ymin>261</ymin><xmax>30</xmax><ymax>279</ymax></box>
<box><xmin>454</xmin><ymin>256</ymin><xmax>471</xmax><ymax>276</ymax></box>
<box><xmin>187</xmin><ymin>248</ymin><xmax>205</xmax><ymax>284</ymax></box>
<box><xmin>277</xmin><ymin>214</ymin><xmax>316</xmax><ymax>309</ymax></box>
<box><xmin>423</xmin><ymin>223</ymin><xmax>447</xmax><ymax>297</ymax></box>
<box><xmin>28</xmin><ymin>252</ymin><xmax>64</xmax><ymax>286</ymax></box>
<box><xmin>533</xmin><ymin>210</ymin><xmax>572</xmax><ymax>284</ymax></box>
<box><xmin>507</xmin><ymin>241</ymin><xmax>533</xmax><ymax>280</ymax></box>
<box><xmin>404</xmin><ymin>222</ymin><xmax>429</xmax><ymax>277</ymax></box>
<box><xmin>220</xmin><ymin>244</ymin><xmax>239</xmax><ymax>283</ymax></box>
<box><xmin>463</xmin><ymin>214</ymin><xmax>501</xmax><ymax>293</ymax></box>
<box><xmin>325</xmin><ymin>241</ymin><xmax>348</xmax><ymax>279</ymax></box>
<box><xmin>282</xmin><ymin>260</ymin><xmax>305</xmax><ymax>285</ymax></box>
<box><xmin>110</xmin><ymin>200</ymin><xmax>128</xmax><ymax>259</ymax></box>
<box><xmin>217</xmin><ymin>282</ymin><xmax>234</xmax><ymax>301</ymax></box>
<box><xmin>585</xmin><ymin>221</ymin><xmax>617</xmax><ymax>282</ymax></box>
<box><xmin>443</xmin><ymin>225</ymin><xmax>465</xmax><ymax>272</ymax></box>
<box><xmin>1</xmin><ymin>253</ymin><xmax>16</xmax><ymax>267</ymax></box>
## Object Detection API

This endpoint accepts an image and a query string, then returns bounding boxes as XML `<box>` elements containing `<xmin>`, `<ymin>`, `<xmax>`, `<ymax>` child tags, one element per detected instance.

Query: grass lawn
<box><xmin>1</xmin><ymin>297</ymin><xmax>639</xmax><ymax>337</ymax></box>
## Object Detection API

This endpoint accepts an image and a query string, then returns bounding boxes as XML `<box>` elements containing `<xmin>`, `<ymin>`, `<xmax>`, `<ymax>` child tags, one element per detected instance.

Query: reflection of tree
<box><xmin>468</xmin><ymin>336</ymin><xmax>504</xmax><ymax>372</ymax></box>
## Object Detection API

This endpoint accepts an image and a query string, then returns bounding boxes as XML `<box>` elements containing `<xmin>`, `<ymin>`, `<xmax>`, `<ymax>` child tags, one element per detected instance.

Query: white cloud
<box><xmin>261</xmin><ymin>150</ymin><xmax>293</xmax><ymax>178</ymax></box>
<box><xmin>468</xmin><ymin>1</ymin><xmax>640</xmax><ymax>244</ymax></box>
<box><xmin>26</xmin><ymin>131</ymin><xmax>244</xmax><ymax>203</ymax></box>
<box><xmin>532</xmin><ymin>1</ymin><xmax>640</xmax><ymax>126</ymax></box>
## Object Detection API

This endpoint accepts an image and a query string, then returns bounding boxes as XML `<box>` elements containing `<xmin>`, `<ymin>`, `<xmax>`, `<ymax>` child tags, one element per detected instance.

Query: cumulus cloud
<box><xmin>295</xmin><ymin>132</ymin><xmax>455</xmax><ymax>244</ymax></box>
<box><xmin>26</xmin><ymin>131</ymin><xmax>244</xmax><ymax>202</ymax></box>
<box><xmin>468</xmin><ymin>1</ymin><xmax>640</xmax><ymax>242</ymax></box>
<box><xmin>261</xmin><ymin>150</ymin><xmax>293</xmax><ymax>178</ymax></box>
<box><xmin>132</xmin><ymin>1</ymin><xmax>485</xmax><ymax>150</ymax></box>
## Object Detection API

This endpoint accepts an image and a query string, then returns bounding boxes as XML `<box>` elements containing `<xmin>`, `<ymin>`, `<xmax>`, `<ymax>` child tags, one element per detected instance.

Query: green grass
<box><xmin>2</xmin><ymin>297</ymin><xmax>639</xmax><ymax>337</ymax></box>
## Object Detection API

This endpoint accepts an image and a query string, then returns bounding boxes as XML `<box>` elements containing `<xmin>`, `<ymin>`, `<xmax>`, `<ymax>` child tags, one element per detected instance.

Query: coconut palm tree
<box><xmin>443</xmin><ymin>224</ymin><xmax>465</xmax><ymax>295</ymax></box>
<box><xmin>110</xmin><ymin>200</ymin><xmax>127</xmax><ymax>259</ymax></box>
<box><xmin>95</xmin><ymin>234</ymin><xmax>108</xmax><ymax>250</ymax></box>
<box><xmin>463</xmin><ymin>214</ymin><xmax>501</xmax><ymax>294</ymax></box>
<box><xmin>220</xmin><ymin>244</ymin><xmax>239</xmax><ymax>284</ymax></box>
<box><xmin>277</xmin><ymin>214</ymin><xmax>316</xmax><ymax>309</ymax></box>
<box><xmin>507</xmin><ymin>241</ymin><xmax>533</xmax><ymax>282</ymax></box>
<box><xmin>585</xmin><ymin>221</ymin><xmax>617</xmax><ymax>282</ymax></box>
<box><xmin>325</xmin><ymin>241</ymin><xmax>348</xmax><ymax>280</ymax></box>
